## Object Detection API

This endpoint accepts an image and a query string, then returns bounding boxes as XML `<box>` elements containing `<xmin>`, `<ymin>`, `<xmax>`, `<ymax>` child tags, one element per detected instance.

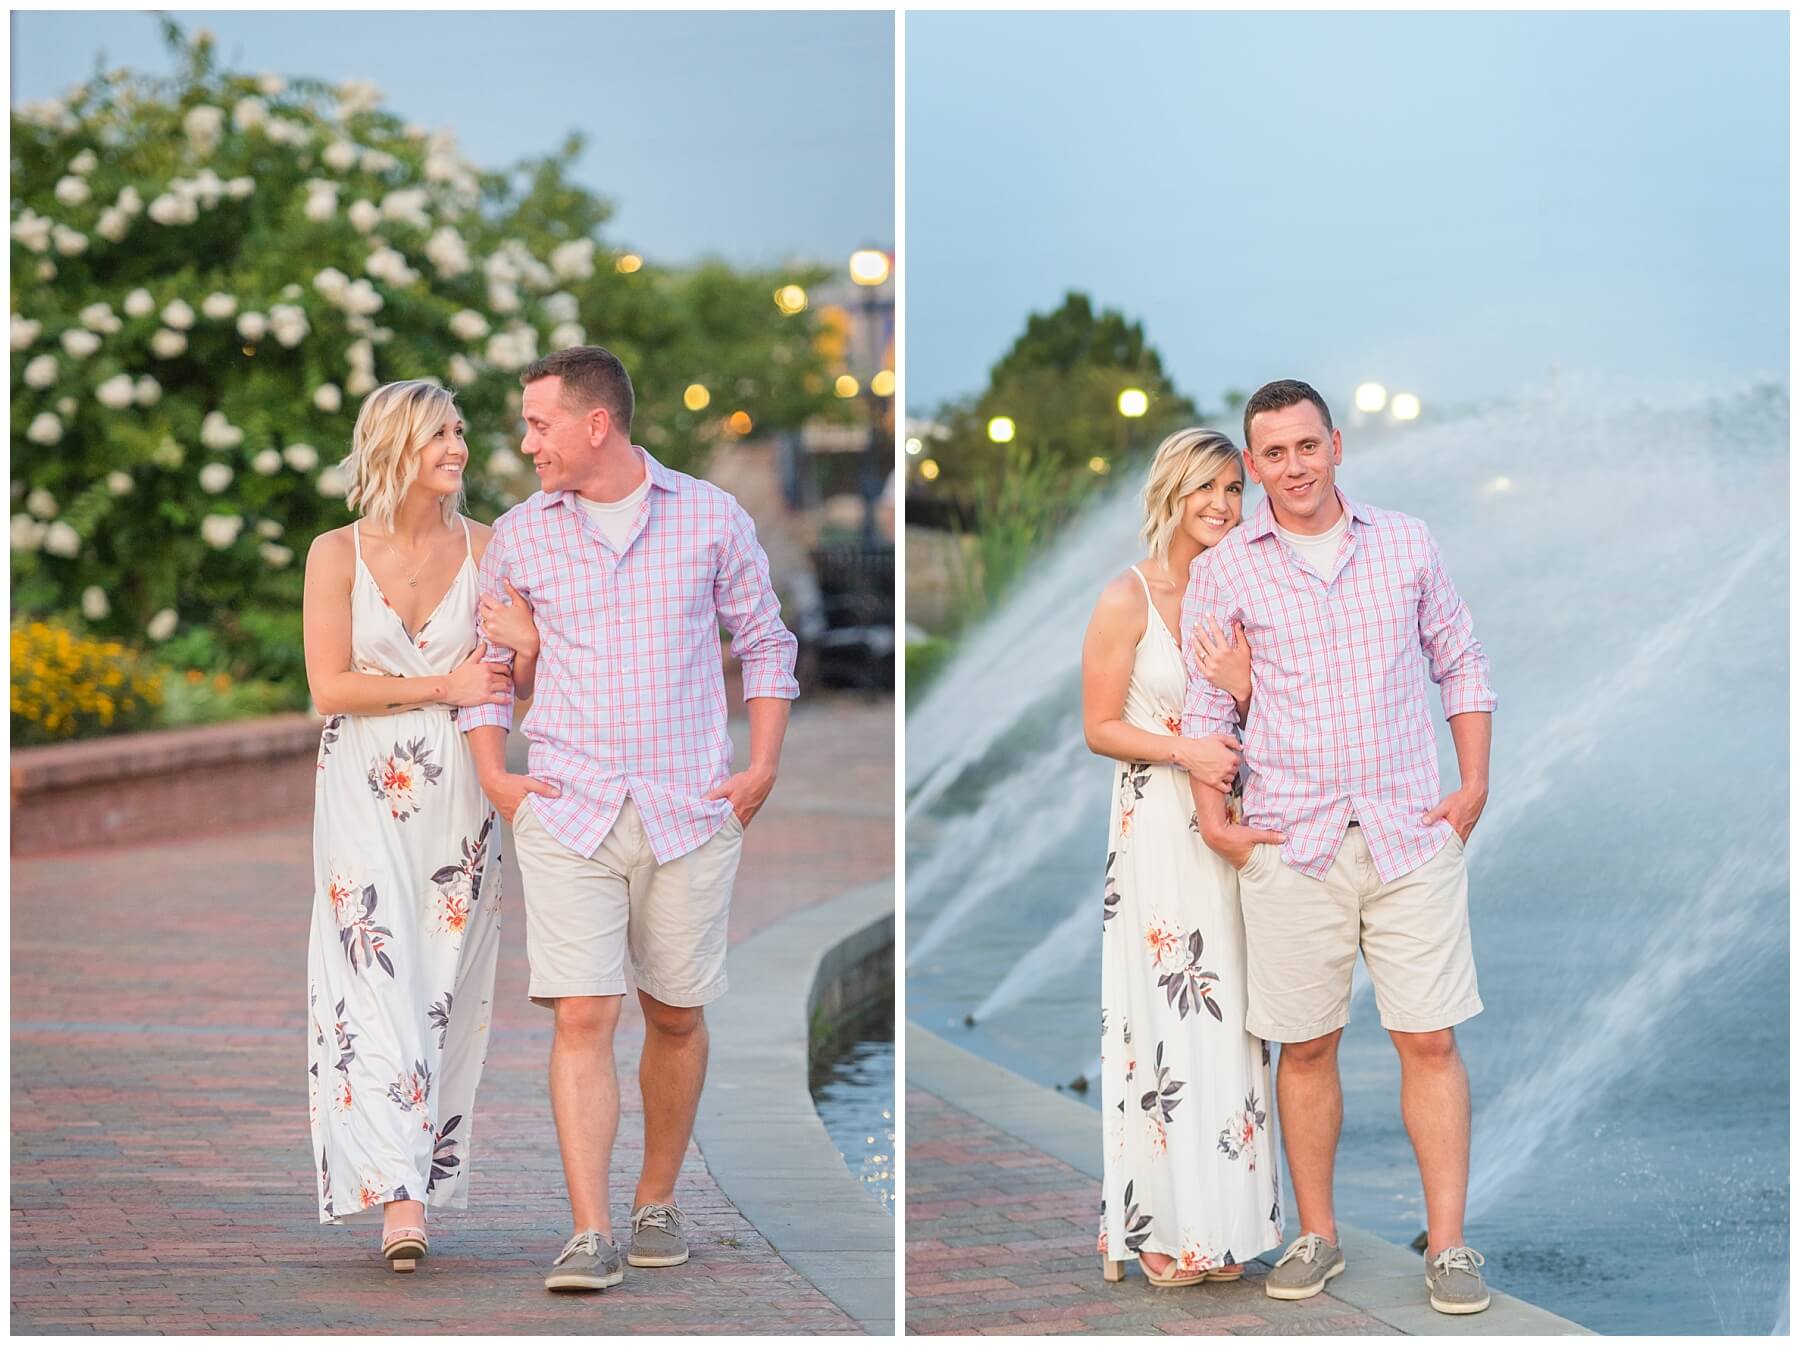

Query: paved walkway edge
<box><xmin>907</xmin><ymin>1022</ymin><xmax>1593</xmax><ymax>1337</ymax></box>
<box><xmin>696</xmin><ymin>880</ymin><xmax>897</xmax><ymax>1335</ymax></box>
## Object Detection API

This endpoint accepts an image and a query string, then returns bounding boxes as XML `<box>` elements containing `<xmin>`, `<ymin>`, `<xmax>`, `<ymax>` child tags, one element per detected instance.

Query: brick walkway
<box><xmin>12</xmin><ymin>694</ymin><xmax>892</xmax><ymax>1335</ymax></box>
<box><xmin>906</xmin><ymin>1089</ymin><xmax>1388</xmax><ymax>1336</ymax></box>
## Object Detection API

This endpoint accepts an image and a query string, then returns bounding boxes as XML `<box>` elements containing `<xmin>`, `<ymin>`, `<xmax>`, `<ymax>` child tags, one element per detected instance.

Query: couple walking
<box><xmin>301</xmin><ymin>346</ymin><xmax>799</xmax><ymax>1288</ymax></box>
<box><xmin>1084</xmin><ymin>379</ymin><xmax>1497</xmax><ymax>1315</ymax></box>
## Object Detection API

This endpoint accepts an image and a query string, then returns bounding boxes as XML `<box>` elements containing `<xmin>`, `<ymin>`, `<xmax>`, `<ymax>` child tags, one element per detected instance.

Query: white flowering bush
<box><xmin>12</xmin><ymin>23</ymin><xmax>836</xmax><ymax>699</ymax></box>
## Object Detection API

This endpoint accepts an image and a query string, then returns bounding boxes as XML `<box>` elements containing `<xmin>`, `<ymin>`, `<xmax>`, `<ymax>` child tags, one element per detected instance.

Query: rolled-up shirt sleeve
<box><xmin>1180</xmin><ymin>551</ymin><xmax>1241</xmax><ymax>740</ymax></box>
<box><xmin>1418</xmin><ymin>531</ymin><xmax>1498</xmax><ymax>718</ymax></box>
<box><xmin>457</xmin><ymin>517</ymin><xmax>516</xmax><ymax>734</ymax></box>
<box><xmin>715</xmin><ymin>501</ymin><xmax>800</xmax><ymax>701</ymax></box>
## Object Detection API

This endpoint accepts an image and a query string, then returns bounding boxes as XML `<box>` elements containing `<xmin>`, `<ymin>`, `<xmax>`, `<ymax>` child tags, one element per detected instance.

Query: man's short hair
<box><xmin>521</xmin><ymin>346</ymin><xmax>634</xmax><ymax>432</ymax></box>
<box><xmin>1242</xmin><ymin>379</ymin><xmax>1332</xmax><ymax>450</ymax></box>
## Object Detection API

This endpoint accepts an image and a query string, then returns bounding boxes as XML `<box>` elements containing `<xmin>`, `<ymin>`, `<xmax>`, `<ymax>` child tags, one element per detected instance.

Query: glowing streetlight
<box><xmin>727</xmin><ymin>410</ymin><xmax>753</xmax><ymax>436</ymax></box>
<box><xmin>905</xmin><ymin>436</ymin><xmax>924</xmax><ymax>456</ymax></box>
<box><xmin>1354</xmin><ymin>382</ymin><xmax>1388</xmax><ymax>414</ymax></box>
<box><xmin>1117</xmin><ymin>388</ymin><xmax>1149</xmax><ymax>418</ymax></box>
<box><xmin>849</xmin><ymin>248</ymin><xmax>891</xmax><ymax>287</ymax></box>
<box><xmin>986</xmin><ymin>416</ymin><xmax>1015</xmax><ymax>444</ymax></box>
<box><xmin>616</xmin><ymin>253</ymin><xmax>643</xmax><ymax>275</ymax></box>
<box><xmin>773</xmin><ymin>284</ymin><xmax>808</xmax><ymax>316</ymax></box>
<box><xmin>919</xmin><ymin>458</ymin><xmax>940</xmax><ymax>481</ymax></box>
<box><xmin>683</xmin><ymin>383</ymin><xmax>710</xmax><ymax>412</ymax></box>
<box><xmin>870</xmin><ymin>369</ymin><xmax>895</xmax><ymax>398</ymax></box>
<box><xmin>1088</xmin><ymin>456</ymin><xmax>1111</xmax><ymax>475</ymax></box>
<box><xmin>834</xmin><ymin>374</ymin><xmax>860</xmax><ymax>398</ymax></box>
<box><xmin>1391</xmin><ymin>392</ymin><xmax>1421</xmax><ymax>421</ymax></box>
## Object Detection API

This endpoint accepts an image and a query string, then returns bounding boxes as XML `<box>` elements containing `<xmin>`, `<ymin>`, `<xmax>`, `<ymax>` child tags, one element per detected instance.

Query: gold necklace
<box><xmin>379</xmin><ymin>527</ymin><xmax>448</xmax><ymax>588</ymax></box>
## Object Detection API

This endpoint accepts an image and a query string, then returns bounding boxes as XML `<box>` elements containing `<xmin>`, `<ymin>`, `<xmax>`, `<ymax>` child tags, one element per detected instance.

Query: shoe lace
<box><xmin>1431</xmin><ymin>1246</ymin><xmax>1485</xmax><ymax>1275</ymax></box>
<box><xmin>554</xmin><ymin>1230</ymin><xmax>607</xmax><ymax>1265</ymax></box>
<box><xmin>635</xmin><ymin>1202</ymin><xmax>681</xmax><ymax>1234</ymax></box>
<box><xmin>1275</xmin><ymin>1233</ymin><xmax>1330</xmax><ymax>1267</ymax></box>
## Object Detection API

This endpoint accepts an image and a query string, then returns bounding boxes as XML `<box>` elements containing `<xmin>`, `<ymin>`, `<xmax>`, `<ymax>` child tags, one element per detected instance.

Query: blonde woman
<box><xmin>1082</xmin><ymin>428</ymin><xmax>1285</xmax><ymax>1287</ymax></box>
<box><xmin>301</xmin><ymin>381</ymin><xmax>547</xmax><ymax>1269</ymax></box>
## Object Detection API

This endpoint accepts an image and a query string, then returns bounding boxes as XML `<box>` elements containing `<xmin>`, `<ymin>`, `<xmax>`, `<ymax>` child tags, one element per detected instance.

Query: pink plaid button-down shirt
<box><xmin>1181</xmin><ymin>490</ymin><xmax>1497</xmax><ymax>882</ymax></box>
<box><xmin>459</xmin><ymin>447</ymin><xmax>799</xmax><ymax>864</ymax></box>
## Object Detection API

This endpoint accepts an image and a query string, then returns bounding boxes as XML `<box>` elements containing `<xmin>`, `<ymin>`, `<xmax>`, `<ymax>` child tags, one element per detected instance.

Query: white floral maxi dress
<box><xmin>306</xmin><ymin>518</ymin><xmax>503</xmax><ymax>1225</ymax></box>
<box><xmin>1098</xmin><ymin>566</ymin><xmax>1283</xmax><ymax>1273</ymax></box>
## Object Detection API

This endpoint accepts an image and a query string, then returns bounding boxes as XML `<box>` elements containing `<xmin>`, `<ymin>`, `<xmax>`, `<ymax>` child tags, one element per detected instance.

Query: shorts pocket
<box><xmin>1236</xmin><ymin>842</ymin><xmax>1265</xmax><ymax>876</ymax></box>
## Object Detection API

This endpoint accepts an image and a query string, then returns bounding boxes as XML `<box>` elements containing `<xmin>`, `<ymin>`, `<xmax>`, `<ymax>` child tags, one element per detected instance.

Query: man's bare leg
<box><xmin>1276</xmin><ymin>1028</ymin><xmax>1344</xmax><ymax>1243</ymax></box>
<box><xmin>550</xmin><ymin>995</ymin><xmax>623</xmax><ymax>1235</ymax></box>
<box><xmin>1390</xmin><ymin>1027</ymin><xmax>1471</xmax><ymax>1256</ymax></box>
<box><xmin>633</xmin><ymin>990</ymin><xmax>708</xmax><ymax>1208</ymax></box>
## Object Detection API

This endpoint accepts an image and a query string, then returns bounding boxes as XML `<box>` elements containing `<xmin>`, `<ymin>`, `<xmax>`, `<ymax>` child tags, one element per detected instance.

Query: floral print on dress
<box><xmin>324</xmin><ymin>869</ymin><xmax>358</xmax><ymax>927</ymax></box>
<box><xmin>1117</xmin><ymin>762</ymin><xmax>1151</xmax><ymax>837</ymax></box>
<box><xmin>1141</xmin><ymin>1041</ymin><xmax>1185</xmax><ymax>1125</ymax></box>
<box><xmin>428</xmin><ymin>992</ymin><xmax>454</xmax><ymax>1050</ymax></box>
<box><xmin>1102</xmin><ymin>850</ymin><xmax>1121</xmax><ymax>926</ymax></box>
<box><xmin>1121</xmin><ymin>1181</ymin><xmax>1153</xmax><ymax>1254</ymax></box>
<box><xmin>1144</xmin><ymin>914</ymin><xmax>1186</xmax><ymax>970</ymax></box>
<box><xmin>432</xmin><ymin>815</ymin><xmax>495</xmax><ymax>902</ymax></box>
<box><xmin>317</xmin><ymin>715</ymin><xmax>344</xmax><ymax>770</ymax></box>
<box><xmin>1216</xmin><ymin>1091</ymin><xmax>1269</xmax><ymax>1171</ymax></box>
<box><xmin>387</xmin><ymin>1060</ymin><xmax>433</xmax><ymax>1116</ymax></box>
<box><xmin>328</xmin><ymin>999</ymin><xmax>359</xmax><ymax>1074</ymax></box>
<box><xmin>366</xmin><ymin>737</ymin><xmax>444</xmax><ymax>822</ymax></box>
<box><xmin>1158</xmin><ymin>930</ymin><xmax>1225</xmax><ymax>1024</ymax></box>
<box><xmin>427</xmin><ymin>1113</ymin><xmax>463</xmax><ymax>1194</ymax></box>
<box><xmin>339</xmin><ymin>884</ymin><xmax>397</xmax><ymax>978</ymax></box>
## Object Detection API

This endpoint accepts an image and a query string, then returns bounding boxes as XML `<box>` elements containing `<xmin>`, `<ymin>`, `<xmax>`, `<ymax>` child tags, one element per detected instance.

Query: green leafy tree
<box><xmin>925</xmin><ymin>292</ymin><xmax>1202</xmax><ymax>499</ymax></box>
<box><xmin>914</xmin><ymin>292</ymin><xmax>1207</xmax><ymax>616</ymax></box>
<box><xmin>11</xmin><ymin>24</ymin><xmax>837</xmax><ymax>693</ymax></box>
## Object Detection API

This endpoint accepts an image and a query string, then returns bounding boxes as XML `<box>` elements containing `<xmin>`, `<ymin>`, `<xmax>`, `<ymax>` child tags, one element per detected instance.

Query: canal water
<box><xmin>906</xmin><ymin>379</ymin><xmax>1789</xmax><ymax>1335</ymax></box>
<box><xmin>811</xmin><ymin>991</ymin><xmax>896</xmax><ymax>1213</ymax></box>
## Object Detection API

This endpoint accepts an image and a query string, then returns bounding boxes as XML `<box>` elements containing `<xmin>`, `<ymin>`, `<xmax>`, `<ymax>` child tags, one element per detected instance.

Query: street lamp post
<box><xmin>849</xmin><ymin>248</ymin><xmax>892</xmax><ymax>545</ymax></box>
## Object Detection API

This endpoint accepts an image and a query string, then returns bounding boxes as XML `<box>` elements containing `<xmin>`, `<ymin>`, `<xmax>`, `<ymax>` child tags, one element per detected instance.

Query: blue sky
<box><xmin>907</xmin><ymin>11</ymin><xmax>1787</xmax><ymax>413</ymax></box>
<box><xmin>12</xmin><ymin>10</ymin><xmax>894</xmax><ymax>270</ymax></box>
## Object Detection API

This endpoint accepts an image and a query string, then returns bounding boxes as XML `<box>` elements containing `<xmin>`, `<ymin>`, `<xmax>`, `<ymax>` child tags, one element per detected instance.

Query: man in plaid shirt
<box><xmin>461</xmin><ymin>347</ymin><xmax>799</xmax><ymax>1291</ymax></box>
<box><xmin>1182</xmin><ymin>380</ymin><xmax>1497</xmax><ymax>1315</ymax></box>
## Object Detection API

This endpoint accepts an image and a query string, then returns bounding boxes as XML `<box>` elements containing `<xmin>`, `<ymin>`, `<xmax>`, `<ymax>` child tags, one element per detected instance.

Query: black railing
<box><xmin>810</xmin><ymin>542</ymin><xmax>895</xmax><ymax>691</ymax></box>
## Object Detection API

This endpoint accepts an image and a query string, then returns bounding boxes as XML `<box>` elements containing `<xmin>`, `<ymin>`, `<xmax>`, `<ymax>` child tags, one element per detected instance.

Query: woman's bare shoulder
<box><xmin>1090</xmin><ymin>568</ymin><xmax>1150</xmax><ymax>632</ymax></box>
<box><xmin>307</xmin><ymin>523</ymin><xmax>357</xmax><ymax>564</ymax></box>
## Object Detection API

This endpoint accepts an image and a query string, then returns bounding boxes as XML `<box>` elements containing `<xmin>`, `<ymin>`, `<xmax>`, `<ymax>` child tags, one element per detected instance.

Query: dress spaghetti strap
<box><xmin>351</xmin><ymin>521</ymin><xmax>363</xmax><ymax>562</ymax></box>
<box><xmin>459</xmin><ymin>515</ymin><xmax>473</xmax><ymax>562</ymax></box>
<box><xmin>1128</xmin><ymin>564</ymin><xmax>1154</xmax><ymax>612</ymax></box>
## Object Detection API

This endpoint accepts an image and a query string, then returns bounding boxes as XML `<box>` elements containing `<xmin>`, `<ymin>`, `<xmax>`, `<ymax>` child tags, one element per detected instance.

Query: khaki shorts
<box><xmin>511</xmin><ymin>795</ymin><xmax>743</xmax><ymax>1009</ymax></box>
<box><xmin>1236</xmin><ymin>827</ymin><xmax>1482</xmax><ymax>1042</ymax></box>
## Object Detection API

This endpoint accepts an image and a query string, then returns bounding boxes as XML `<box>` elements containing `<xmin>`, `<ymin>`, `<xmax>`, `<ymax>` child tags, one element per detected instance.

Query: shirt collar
<box><xmin>1243</xmin><ymin>487</ymin><xmax>1370</xmax><ymax>542</ymax></box>
<box><xmin>530</xmin><ymin>445</ymin><xmax>679</xmax><ymax>512</ymax></box>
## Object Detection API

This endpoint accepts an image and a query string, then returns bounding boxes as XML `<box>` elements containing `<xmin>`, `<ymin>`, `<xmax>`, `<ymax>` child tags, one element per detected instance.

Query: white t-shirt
<box><xmin>576</xmin><ymin>472</ymin><xmax>651</xmax><ymax>552</ymax></box>
<box><xmin>1275</xmin><ymin>509</ymin><xmax>1348</xmax><ymax>581</ymax></box>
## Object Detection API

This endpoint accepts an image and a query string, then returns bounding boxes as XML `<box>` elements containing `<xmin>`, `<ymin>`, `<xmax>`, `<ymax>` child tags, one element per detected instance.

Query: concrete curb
<box><xmin>907</xmin><ymin>1022</ymin><xmax>1593</xmax><ymax>1337</ymax></box>
<box><xmin>697</xmin><ymin>880</ymin><xmax>897</xmax><ymax>1335</ymax></box>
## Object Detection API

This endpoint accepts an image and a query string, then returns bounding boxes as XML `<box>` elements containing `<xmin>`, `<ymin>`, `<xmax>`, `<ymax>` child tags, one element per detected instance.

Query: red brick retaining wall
<box><xmin>11</xmin><ymin>713</ymin><xmax>322</xmax><ymax>857</ymax></box>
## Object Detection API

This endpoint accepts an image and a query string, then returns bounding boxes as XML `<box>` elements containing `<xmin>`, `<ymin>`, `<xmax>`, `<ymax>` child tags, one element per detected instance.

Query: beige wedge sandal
<box><xmin>1104</xmin><ymin>1255</ymin><xmax>1247</xmax><ymax>1287</ymax></box>
<box><xmin>382</xmin><ymin>1226</ymin><xmax>428</xmax><ymax>1273</ymax></box>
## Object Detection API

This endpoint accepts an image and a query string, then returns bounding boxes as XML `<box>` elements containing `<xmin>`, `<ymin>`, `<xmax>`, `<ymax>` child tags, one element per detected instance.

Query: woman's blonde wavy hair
<box><xmin>1139</xmin><ymin>427</ymin><xmax>1243</xmax><ymax>565</ymax></box>
<box><xmin>340</xmin><ymin>380</ymin><xmax>463</xmax><ymax>532</ymax></box>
